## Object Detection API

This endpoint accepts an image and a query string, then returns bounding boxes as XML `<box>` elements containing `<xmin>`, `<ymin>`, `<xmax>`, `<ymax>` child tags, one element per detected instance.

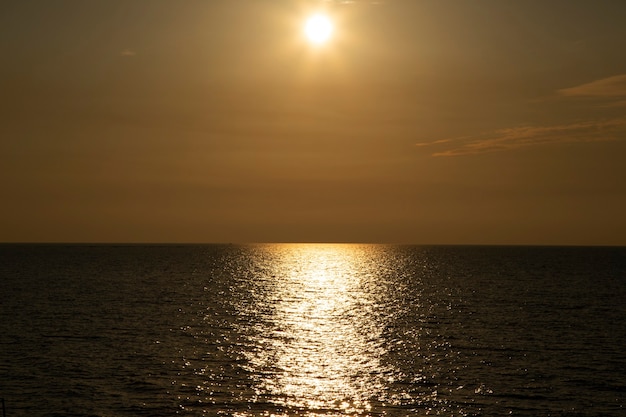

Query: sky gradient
<box><xmin>2</xmin><ymin>0</ymin><xmax>626</xmax><ymax>245</ymax></box>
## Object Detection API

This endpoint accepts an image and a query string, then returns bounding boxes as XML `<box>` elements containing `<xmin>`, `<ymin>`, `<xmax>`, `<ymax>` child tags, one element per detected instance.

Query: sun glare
<box><xmin>304</xmin><ymin>14</ymin><xmax>333</xmax><ymax>45</ymax></box>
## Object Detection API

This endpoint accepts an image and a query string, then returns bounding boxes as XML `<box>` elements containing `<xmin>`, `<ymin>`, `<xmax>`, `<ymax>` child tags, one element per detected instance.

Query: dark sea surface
<box><xmin>1</xmin><ymin>244</ymin><xmax>625</xmax><ymax>417</ymax></box>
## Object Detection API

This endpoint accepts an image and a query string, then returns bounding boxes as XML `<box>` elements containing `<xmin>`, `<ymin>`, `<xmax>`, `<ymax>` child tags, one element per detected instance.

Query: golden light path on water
<box><xmin>237</xmin><ymin>244</ymin><xmax>402</xmax><ymax>416</ymax></box>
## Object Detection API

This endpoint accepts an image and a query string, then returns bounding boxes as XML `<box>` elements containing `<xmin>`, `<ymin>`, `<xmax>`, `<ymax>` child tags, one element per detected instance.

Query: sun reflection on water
<box><xmin>241</xmin><ymin>244</ymin><xmax>394</xmax><ymax>415</ymax></box>
<box><xmin>173</xmin><ymin>244</ymin><xmax>477</xmax><ymax>415</ymax></box>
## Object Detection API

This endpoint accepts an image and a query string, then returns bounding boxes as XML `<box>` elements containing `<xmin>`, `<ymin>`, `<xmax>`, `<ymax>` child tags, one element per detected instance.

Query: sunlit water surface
<box><xmin>1</xmin><ymin>244</ymin><xmax>625</xmax><ymax>416</ymax></box>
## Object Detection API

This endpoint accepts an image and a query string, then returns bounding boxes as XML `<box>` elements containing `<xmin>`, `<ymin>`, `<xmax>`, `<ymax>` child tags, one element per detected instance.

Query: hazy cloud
<box><xmin>559</xmin><ymin>74</ymin><xmax>626</xmax><ymax>98</ymax></box>
<box><xmin>120</xmin><ymin>49</ymin><xmax>136</xmax><ymax>57</ymax></box>
<box><xmin>416</xmin><ymin>118</ymin><xmax>626</xmax><ymax>157</ymax></box>
<box><xmin>416</xmin><ymin>75</ymin><xmax>626</xmax><ymax>157</ymax></box>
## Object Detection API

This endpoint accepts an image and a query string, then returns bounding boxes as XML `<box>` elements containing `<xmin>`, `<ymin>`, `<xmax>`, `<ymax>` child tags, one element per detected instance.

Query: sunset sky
<box><xmin>2</xmin><ymin>0</ymin><xmax>626</xmax><ymax>245</ymax></box>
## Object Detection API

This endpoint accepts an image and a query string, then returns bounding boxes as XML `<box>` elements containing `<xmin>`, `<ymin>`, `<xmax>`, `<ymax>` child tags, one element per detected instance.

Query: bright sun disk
<box><xmin>304</xmin><ymin>14</ymin><xmax>333</xmax><ymax>45</ymax></box>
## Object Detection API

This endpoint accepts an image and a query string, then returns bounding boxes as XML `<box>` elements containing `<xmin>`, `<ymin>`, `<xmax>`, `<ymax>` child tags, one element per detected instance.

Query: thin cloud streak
<box><xmin>417</xmin><ymin>118</ymin><xmax>626</xmax><ymax>157</ymax></box>
<box><xmin>559</xmin><ymin>74</ymin><xmax>626</xmax><ymax>98</ymax></box>
<box><xmin>417</xmin><ymin>75</ymin><xmax>626</xmax><ymax>157</ymax></box>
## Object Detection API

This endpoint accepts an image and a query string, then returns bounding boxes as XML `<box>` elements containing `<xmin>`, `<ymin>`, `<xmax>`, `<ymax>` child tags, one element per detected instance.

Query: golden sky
<box><xmin>1</xmin><ymin>0</ymin><xmax>626</xmax><ymax>244</ymax></box>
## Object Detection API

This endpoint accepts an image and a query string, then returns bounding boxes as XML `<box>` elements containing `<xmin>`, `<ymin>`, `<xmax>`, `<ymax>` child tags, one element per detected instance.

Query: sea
<box><xmin>1</xmin><ymin>244</ymin><xmax>625</xmax><ymax>417</ymax></box>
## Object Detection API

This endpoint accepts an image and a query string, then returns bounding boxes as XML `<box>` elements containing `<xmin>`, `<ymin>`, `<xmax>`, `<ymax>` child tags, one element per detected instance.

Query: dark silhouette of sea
<box><xmin>1</xmin><ymin>244</ymin><xmax>625</xmax><ymax>416</ymax></box>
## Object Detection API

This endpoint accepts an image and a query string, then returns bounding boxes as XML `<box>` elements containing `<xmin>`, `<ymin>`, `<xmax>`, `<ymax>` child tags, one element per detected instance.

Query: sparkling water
<box><xmin>1</xmin><ymin>244</ymin><xmax>625</xmax><ymax>416</ymax></box>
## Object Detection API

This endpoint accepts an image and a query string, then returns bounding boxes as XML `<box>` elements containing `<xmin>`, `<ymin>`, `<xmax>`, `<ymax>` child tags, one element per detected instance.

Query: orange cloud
<box><xmin>416</xmin><ymin>75</ymin><xmax>626</xmax><ymax>157</ymax></box>
<box><xmin>559</xmin><ymin>74</ymin><xmax>626</xmax><ymax>98</ymax></box>
<box><xmin>417</xmin><ymin>118</ymin><xmax>626</xmax><ymax>157</ymax></box>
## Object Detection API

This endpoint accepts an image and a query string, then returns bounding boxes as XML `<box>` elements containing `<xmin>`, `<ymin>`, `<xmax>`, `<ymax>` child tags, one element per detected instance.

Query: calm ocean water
<box><xmin>1</xmin><ymin>244</ymin><xmax>625</xmax><ymax>416</ymax></box>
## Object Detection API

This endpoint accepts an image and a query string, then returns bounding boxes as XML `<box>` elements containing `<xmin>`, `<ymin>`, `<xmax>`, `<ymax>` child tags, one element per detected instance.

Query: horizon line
<box><xmin>1</xmin><ymin>242</ymin><xmax>625</xmax><ymax>248</ymax></box>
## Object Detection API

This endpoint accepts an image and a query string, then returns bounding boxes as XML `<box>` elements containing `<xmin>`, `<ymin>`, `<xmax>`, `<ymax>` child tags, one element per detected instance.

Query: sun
<box><xmin>304</xmin><ymin>14</ymin><xmax>334</xmax><ymax>45</ymax></box>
